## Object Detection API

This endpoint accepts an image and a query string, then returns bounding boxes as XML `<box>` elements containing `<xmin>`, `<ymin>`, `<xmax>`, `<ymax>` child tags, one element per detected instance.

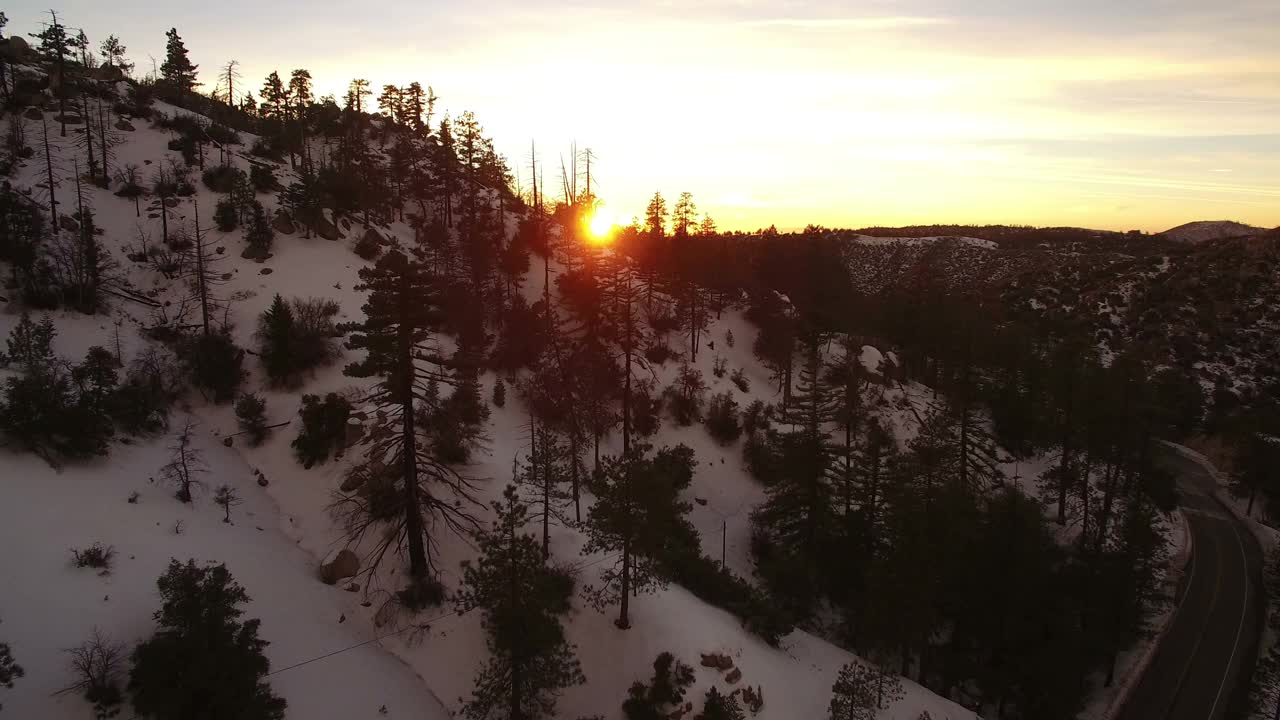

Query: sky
<box><xmin>7</xmin><ymin>0</ymin><xmax>1279</xmax><ymax>232</ymax></box>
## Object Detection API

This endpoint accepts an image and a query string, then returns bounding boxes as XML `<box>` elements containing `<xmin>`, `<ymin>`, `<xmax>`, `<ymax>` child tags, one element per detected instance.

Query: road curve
<box><xmin>1115</xmin><ymin>448</ymin><xmax>1264</xmax><ymax>720</ymax></box>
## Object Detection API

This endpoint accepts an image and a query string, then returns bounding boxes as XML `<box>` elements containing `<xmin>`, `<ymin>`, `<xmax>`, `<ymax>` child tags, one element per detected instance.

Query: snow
<box><xmin>859</xmin><ymin>345</ymin><xmax>884</xmax><ymax>376</ymax></box>
<box><xmin>0</xmin><ymin>101</ymin><xmax>982</xmax><ymax>720</ymax></box>
<box><xmin>852</xmin><ymin>234</ymin><xmax>998</xmax><ymax>251</ymax></box>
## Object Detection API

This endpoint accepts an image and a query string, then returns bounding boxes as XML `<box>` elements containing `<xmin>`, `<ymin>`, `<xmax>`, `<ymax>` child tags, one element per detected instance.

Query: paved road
<box><xmin>1116</xmin><ymin>448</ymin><xmax>1264</xmax><ymax>720</ymax></box>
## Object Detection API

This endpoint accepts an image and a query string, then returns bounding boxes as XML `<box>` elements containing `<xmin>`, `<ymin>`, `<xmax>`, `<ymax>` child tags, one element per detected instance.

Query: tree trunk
<box><xmin>400</xmin><ymin>278</ymin><xmax>428</xmax><ymax>580</ymax></box>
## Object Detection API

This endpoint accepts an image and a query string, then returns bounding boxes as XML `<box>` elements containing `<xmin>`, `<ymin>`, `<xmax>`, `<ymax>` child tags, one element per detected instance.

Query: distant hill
<box><xmin>1157</xmin><ymin>220</ymin><xmax>1266</xmax><ymax>244</ymax></box>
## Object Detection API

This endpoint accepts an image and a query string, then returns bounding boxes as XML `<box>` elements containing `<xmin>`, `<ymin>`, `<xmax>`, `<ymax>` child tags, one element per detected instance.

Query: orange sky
<box><xmin>12</xmin><ymin>0</ymin><xmax>1279</xmax><ymax>232</ymax></box>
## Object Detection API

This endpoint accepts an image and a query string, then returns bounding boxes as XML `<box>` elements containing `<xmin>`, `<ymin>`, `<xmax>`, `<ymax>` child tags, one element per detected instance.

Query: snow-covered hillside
<box><xmin>0</xmin><ymin>88</ymin><xmax>976</xmax><ymax>720</ymax></box>
<box><xmin>1156</xmin><ymin>220</ymin><xmax>1265</xmax><ymax>244</ymax></box>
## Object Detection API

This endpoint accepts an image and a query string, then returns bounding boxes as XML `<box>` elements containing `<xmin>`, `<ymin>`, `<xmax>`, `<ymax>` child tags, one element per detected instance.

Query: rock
<box><xmin>340</xmin><ymin>218</ymin><xmax>351</xmax><ymax>231</ymax></box>
<box><xmin>260</xmin><ymin>267</ymin><xmax>273</xmax><ymax>275</ymax></box>
<box><xmin>700</xmin><ymin>653</ymin><xmax>734</xmax><ymax>671</ymax></box>
<box><xmin>272</xmin><ymin>211</ymin><xmax>296</xmax><ymax>235</ymax></box>
<box><xmin>59</xmin><ymin>215</ymin><xmax>79</xmax><ymax>232</ymax></box>
<box><xmin>339</xmin><ymin>472</ymin><xmax>366</xmax><ymax>493</ymax></box>
<box><xmin>115</xmin><ymin>119</ymin><xmax>136</xmax><ymax>131</ymax></box>
<box><xmin>343</xmin><ymin>582</ymin><xmax>360</xmax><ymax>592</ymax></box>
<box><xmin>257</xmin><ymin>475</ymin><xmax>269</xmax><ymax>487</ymax></box>
<box><xmin>54</xmin><ymin>114</ymin><xmax>84</xmax><ymax>124</ymax></box>
<box><xmin>2</xmin><ymin>36</ymin><xmax>31</xmax><ymax>55</ymax></box>
<box><xmin>314</xmin><ymin>213</ymin><xmax>342</xmax><ymax>241</ymax></box>
<box><xmin>344</xmin><ymin>417</ymin><xmax>366</xmax><ymax>448</ymax></box>
<box><xmin>220</xmin><ymin>272</ymin><xmax>233</xmax><ymax>280</ymax></box>
<box><xmin>215</xmin><ymin>246</ymin><xmax>226</xmax><ymax>255</ymax></box>
<box><xmin>725</xmin><ymin>668</ymin><xmax>742</xmax><ymax>684</ymax></box>
<box><xmin>695</xmin><ymin>497</ymin><xmax>707</xmax><ymax>506</ymax></box>
<box><xmin>222</xmin><ymin>436</ymin><xmax>233</xmax><ymax>447</ymax></box>
<box><xmin>23</xmin><ymin>108</ymin><xmax>43</xmax><ymax>121</ymax></box>
<box><xmin>241</xmin><ymin>245</ymin><xmax>270</xmax><ymax>262</ymax></box>
<box><xmin>319</xmin><ymin>549</ymin><xmax>360</xmax><ymax>584</ymax></box>
<box><xmin>164</xmin><ymin>197</ymin><xmax>179</xmax><ymax>208</ymax></box>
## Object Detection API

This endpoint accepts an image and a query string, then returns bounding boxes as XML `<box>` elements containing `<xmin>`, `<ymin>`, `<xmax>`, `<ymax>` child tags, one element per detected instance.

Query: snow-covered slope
<box><xmin>0</xmin><ymin>92</ymin><xmax>980</xmax><ymax>720</ymax></box>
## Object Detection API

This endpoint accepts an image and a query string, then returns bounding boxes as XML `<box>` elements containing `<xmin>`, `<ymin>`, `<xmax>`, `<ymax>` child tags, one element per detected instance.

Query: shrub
<box><xmin>235</xmin><ymin>393</ymin><xmax>268</xmax><ymax>446</ymax></box>
<box><xmin>742</xmin><ymin>400</ymin><xmax>771</xmax><ymax>435</ymax></box>
<box><xmin>492</xmin><ymin>378</ymin><xmax>506</xmax><ymax>408</ymax></box>
<box><xmin>352</xmin><ymin>231</ymin><xmax>381</xmax><ymax>260</ymax></box>
<box><xmin>743</xmin><ymin>429</ymin><xmax>785</xmax><ymax>485</ymax></box>
<box><xmin>249</xmin><ymin>164</ymin><xmax>277</xmax><ymax>192</ymax></box>
<box><xmin>0</xmin><ymin>337</ymin><xmax>114</xmax><ymax>461</ymax></box>
<box><xmin>65</xmin><ymin>628</ymin><xmax>125</xmax><ymax>720</ymax></box>
<box><xmin>109</xmin><ymin>348</ymin><xmax>182</xmax><ymax>435</ymax></box>
<box><xmin>292</xmin><ymin>393</ymin><xmax>351</xmax><ymax>468</ymax></box>
<box><xmin>659</xmin><ymin>542</ymin><xmax>792</xmax><ymax>646</ymax></box>
<box><xmin>250</xmin><ymin>138</ymin><xmax>282</xmax><ymax>161</ymax></box>
<box><xmin>725</xmin><ymin>328</ymin><xmax>735</xmax><ymax>348</ymax></box>
<box><xmin>397</xmin><ymin>575</ymin><xmax>446</xmax><ymax>611</ymax></box>
<box><xmin>704</xmin><ymin>391</ymin><xmax>742</xmax><ymax>445</ymax></box>
<box><xmin>179</xmin><ymin>332</ymin><xmax>244</xmax><ymax>404</ymax></box>
<box><xmin>664</xmin><ymin>363</ymin><xmax>706</xmax><ymax>426</ymax></box>
<box><xmin>644</xmin><ymin>343</ymin><xmax>677</xmax><ymax>366</ymax></box>
<box><xmin>243</xmin><ymin>202</ymin><xmax>274</xmax><ymax>259</ymax></box>
<box><xmin>201</xmin><ymin>165</ymin><xmax>242</xmax><ymax>193</ymax></box>
<box><xmin>257</xmin><ymin>296</ymin><xmax>341</xmax><ymax>385</ymax></box>
<box><xmin>213</xmin><ymin>197</ymin><xmax>238</xmax><ymax>231</ymax></box>
<box><xmin>730</xmin><ymin>368</ymin><xmax>750</xmax><ymax>393</ymax></box>
<box><xmin>712</xmin><ymin>355</ymin><xmax>727</xmax><ymax>378</ymax></box>
<box><xmin>71</xmin><ymin>543</ymin><xmax>116</xmax><ymax>570</ymax></box>
<box><xmin>128</xmin><ymin>560</ymin><xmax>286</xmax><ymax>720</ymax></box>
<box><xmin>623</xmin><ymin>652</ymin><xmax>696</xmax><ymax>720</ymax></box>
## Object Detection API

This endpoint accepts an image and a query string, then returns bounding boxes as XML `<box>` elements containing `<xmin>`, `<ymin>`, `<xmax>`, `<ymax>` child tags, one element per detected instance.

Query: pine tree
<box><xmin>0</xmin><ymin>621</ymin><xmax>23</xmax><ymax>712</ymax></box>
<box><xmin>235</xmin><ymin>393</ymin><xmax>268</xmax><ymax>446</ymax></box>
<box><xmin>244</xmin><ymin>201</ymin><xmax>274</xmax><ymax>259</ymax></box>
<box><xmin>670</xmin><ymin>191</ymin><xmax>697</xmax><ymax>239</ymax></box>
<box><xmin>258</xmin><ymin>294</ymin><xmax>295</xmax><ymax>384</ymax></box>
<box><xmin>751</xmin><ymin>336</ymin><xmax>839</xmax><ymax>610</ymax></box>
<box><xmin>159</xmin><ymin>28</ymin><xmax>198</xmax><ymax>93</ymax></box>
<box><xmin>455</xmin><ymin>486</ymin><xmax>584</xmax><ymax>720</ymax></box>
<box><xmin>99</xmin><ymin>35</ymin><xmax>132</xmax><ymax>75</ymax></box>
<box><xmin>827</xmin><ymin>662</ymin><xmax>902</xmax><ymax>720</ymax></box>
<box><xmin>160</xmin><ymin>419</ymin><xmax>206</xmax><ymax>502</ymax></box>
<box><xmin>336</xmin><ymin>249</ymin><xmax>481</xmax><ymax>589</ymax></box>
<box><xmin>697</xmin><ymin>687</ymin><xmax>744</xmax><ymax>720</ymax></box>
<box><xmin>518</xmin><ymin>424</ymin><xmax>576</xmax><ymax>560</ymax></box>
<box><xmin>31</xmin><ymin>10</ymin><xmax>82</xmax><ymax>137</ymax></box>
<box><xmin>128</xmin><ymin>560</ymin><xmax>285</xmax><ymax>720</ymax></box>
<box><xmin>644</xmin><ymin>192</ymin><xmax>667</xmax><ymax>242</ymax></box>
<box><xmin>581</xmin><ymin>444</ymin><xmax>694</xmax><ymax>629</ymax></box>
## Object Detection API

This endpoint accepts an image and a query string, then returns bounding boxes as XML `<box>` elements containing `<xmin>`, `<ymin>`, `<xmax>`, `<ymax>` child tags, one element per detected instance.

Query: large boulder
<box><xmin>115</xmin><ymin>119</ymin><xmax>136</xmax><ymax>132</ymax></box>
<box><xmin>23</xmin><ymin>107</ymin><xmax>43</xmax><ymax>121</ymax></box>
<box><xmin>272</xmin><ymin>210</ymin><xmax>296</xmax><ymax>235</ymax></box>
<box><xmin>313</xmin><ymin>213</ymin><xmax>342</xmax><ymax>241</ymax></box>
<box><xmin>59</xmin><ymin>215</ymin><xmax>79</xmax><ymax>232</ymax></box>
<box><xmin>319</xmin><ymin>549</ymin><xmax>360</xmax><ymax>585</ymax></box>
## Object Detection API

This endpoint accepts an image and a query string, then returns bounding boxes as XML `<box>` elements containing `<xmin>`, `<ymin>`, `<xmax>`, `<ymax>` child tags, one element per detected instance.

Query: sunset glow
<box><xmin>586</xmin><ymin>207</ymin><xmax>617</xmax><ymax>244</ymax></box>
<box><xmin>24</xmin><ymin>0</ymin><xmax>1280</xmax><ymax>232</ymax></box>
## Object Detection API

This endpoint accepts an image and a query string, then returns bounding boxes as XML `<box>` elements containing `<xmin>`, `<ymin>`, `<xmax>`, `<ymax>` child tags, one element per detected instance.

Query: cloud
<box><xmin>737</xmin><ymin>15</ymin><xmax>951</xmax><ymax>30</ymax></box>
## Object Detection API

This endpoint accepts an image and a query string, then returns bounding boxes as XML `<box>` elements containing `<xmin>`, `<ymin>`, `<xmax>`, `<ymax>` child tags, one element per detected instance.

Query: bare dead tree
<box><xmin>160</xmin><ymin>418</ymin><xmax>207</xmax><ymax>502</ymax></box>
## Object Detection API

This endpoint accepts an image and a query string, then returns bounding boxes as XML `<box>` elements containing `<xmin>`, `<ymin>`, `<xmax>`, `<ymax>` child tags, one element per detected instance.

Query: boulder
<box><xmin>3</xmin><ymin>36</ymin><xmax>31</xmax><ymax>55</ymax></box>
<box><xmin>314</xmin><ymin>213</ymin><xmax>342</xmax><ymax>241</ymax></box>
<box><xmin>257</xmin><ymin>474</ymin><xmax>269</xmax><ymax>487</ymax></box>
<box><xmin>272</xmin><ymin>210</ymin><xmax>296</xmax><ymax>235</ymax></box>
<box><xmin>241</xmin><ymin>244</ymin><xmax>270</xmax><ymax>262</ymax></box>
<box><xmin>23</xmin><ymin>107</ymin><xmax>43</xmax><ymax>121</ymax></box>
<box><xmin>54</xmin><ymin>114</ymin><xmax>84</xmax><ymax>125</ymax></box>
<box><xmin>259</xmin><ymin>267</ymin><xmax>273</xmax><ymax>275</ymax></box>
<box><xmin>725</xmin><ymin>668</ymin><xmax>742</xmax><ymax>684</ymax></box>
<box><xmin>343</xmin><ymin>582</ymin><xmax>360</xmax><ymax>593</ymax></box>
<box><xmin>222</xmin><ymin>436</ymin><xmax>233</xmax><ymax>447</ymax></box>
<box><xmin>59</xmin><ymin>215</ymin><xmax>79</xmax><ymax>232</ymax></box>
<box><xmin>344</xmin><ymin>416</ymin><xmax>366</xmax><ymax>448</ymax></box>
<box><xmin>319</xmin><ymin>549</ymin><xmax>360</xmax><ymax>585</ymax></box>
<box><xmin>700</xmin><ymin>653</ymin><xmax>734</xmax><ymax>671</ymax></box>
<box><xmin>115</xmin><ymin>119</ymin><xmax>136</xmax><ymax>132</ymax></box>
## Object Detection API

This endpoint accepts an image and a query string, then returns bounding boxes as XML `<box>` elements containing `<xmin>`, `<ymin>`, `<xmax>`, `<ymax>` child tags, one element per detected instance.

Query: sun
<box><xmin>586</xmin><ymin>206</ymin><xmax>616</xmax><ymax>244</ymax></box>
